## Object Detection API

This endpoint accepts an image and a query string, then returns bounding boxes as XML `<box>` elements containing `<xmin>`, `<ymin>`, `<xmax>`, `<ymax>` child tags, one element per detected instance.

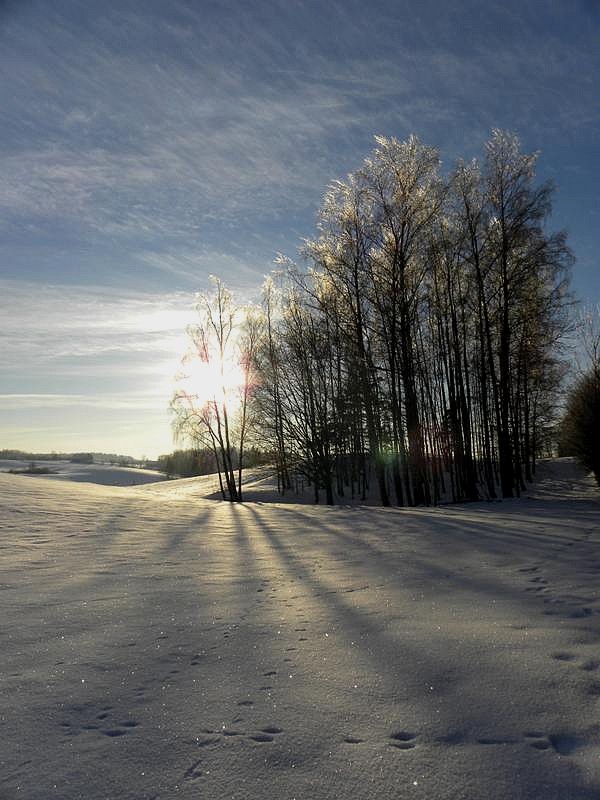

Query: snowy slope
<box><xmin>0</xmin><ymin>460</ymin><xmax>167</xmax><ymax>487</ymax></box>
<box><xmin>1</xmin><ymin>458</ymin><xmax>599</xmax><ymax>799</ymax></box>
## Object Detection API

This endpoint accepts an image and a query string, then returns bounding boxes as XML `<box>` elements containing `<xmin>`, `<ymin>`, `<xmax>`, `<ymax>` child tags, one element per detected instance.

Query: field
<box><xmin>1</xmin><ymin>459</ymin><xmax>599</xmax><ymax>799</ymax></box>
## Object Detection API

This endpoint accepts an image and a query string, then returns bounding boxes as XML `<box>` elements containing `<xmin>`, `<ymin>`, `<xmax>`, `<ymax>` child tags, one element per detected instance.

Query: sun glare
<box><xmin>178</xmin><ymin>355</ymin><xmax>246</xmax><ymax>412</ymax></box>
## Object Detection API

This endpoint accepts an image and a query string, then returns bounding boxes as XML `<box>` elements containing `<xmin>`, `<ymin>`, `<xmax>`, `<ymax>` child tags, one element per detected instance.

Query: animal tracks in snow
<box><xmin>524</xmin><ymin>731</ymin><xmax>585</xmax><ymax>755</ymax></box>
<box><xmin>183</xmin><ymin>758</ymin><xmax>203</xmax><ymax>782</ymax></box>
<box><xmin>389</xmin><ymin>731</ymin><xmax>418</xmax><ymax>750</ymax></box>
<box><xmin>185</xmin><ymin>724</ymin><xmax>285</xmax><ymax>767</ymax></box>
<box><xmin>432</xmin><ymin>728</ymin><xmax>589</xmax><ymax>758</ymax></box>
<box><xmin>547</xmin><ymin>646</ymin><xmax>600</xmax><ymax>702</ymax></box>
<box><xmin>249</xmin><ymin>727</ymin><xmax>283</xmax><ymax>743</ymax></box>
<box><xmin>59</xmin><ymin>703</ymin><xmax>140</xmax><ymax>740</ymax></box>
<box><xmin>337</xmin><ymin>730</ymin><xmax>419</xmax><ymax>750</ymax></box>
<box><xmin>517</xmin><ymin>558</ymin><xmax>599</xmax><ymax>620</ymax></box>
<box><xmin>181</xmin><ymin>725</ymin><xmax>286</xmax><ymax>784</ymax></box>
<box><xmin>551</xmin><ymin>651</ymin><xmax>577</xmax><ymax>662</ymax></box>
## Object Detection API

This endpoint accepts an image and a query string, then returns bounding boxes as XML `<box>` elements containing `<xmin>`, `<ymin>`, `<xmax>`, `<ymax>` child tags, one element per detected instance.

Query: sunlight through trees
<box><xmin>174</xmin><ymin>131</ymin><xmax>573</xmax><ymax>506</ymax></box>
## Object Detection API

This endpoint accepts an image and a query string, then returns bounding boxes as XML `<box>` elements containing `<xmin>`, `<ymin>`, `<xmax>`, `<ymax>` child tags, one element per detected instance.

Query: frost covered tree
<box><xmin>252</xmin><ymin>131</ymin><xmax>572</xmax><ymax>505</ymax></box>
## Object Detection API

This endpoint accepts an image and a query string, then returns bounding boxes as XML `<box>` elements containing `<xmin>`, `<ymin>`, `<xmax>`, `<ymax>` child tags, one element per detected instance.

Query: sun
<box><xmin>177</xmin><ymin>354</ymin><xmax>247</xmax><ymax>413</ymax></box>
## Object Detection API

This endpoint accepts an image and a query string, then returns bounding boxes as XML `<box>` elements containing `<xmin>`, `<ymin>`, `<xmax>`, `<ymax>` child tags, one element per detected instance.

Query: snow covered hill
<box><xmin>0</xmin><ymin>459</ymin><xmax>167</xmax><ymax>487</ymax></box>
<box><xmin>1</xmin><ymin>458</ymin><xmax>599</xmax><ymax>799</ymax></box>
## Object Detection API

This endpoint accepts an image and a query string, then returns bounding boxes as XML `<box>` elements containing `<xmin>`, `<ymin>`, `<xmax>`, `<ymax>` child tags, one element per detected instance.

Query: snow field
<box><xmin>0</xmin><ymin>460</ymin><xmax>167</xmax><ymax>487</ymax></box>
<box><xmin>1</xmin><ymin>459</ymin><xmax>600</xmax><ymax>799</ymax></box>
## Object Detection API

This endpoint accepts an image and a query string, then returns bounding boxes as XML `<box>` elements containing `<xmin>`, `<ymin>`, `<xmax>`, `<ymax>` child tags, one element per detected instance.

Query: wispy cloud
<box><xmin>135</xmin><ymin>246</ymin><xmax>271</xmax><ymax>290</ymax></box>
<box><xmin>0</xmin><ymin>280</ymin><xmax>195</xmax><ymax>399</ymax></box>
<box><xmin>2</xmin><ymin>0</ymin><xmax>596</xmax><ymax>244</ymax></box>
<box><xmin>0</xmin><ymin>392</ymin><xmax>166</xmax><ymax>411</ymax></box>
<box><xmin>1</xmin><ymin>0</ymin><xmax>598</xmax><ymax>455</ymax></box>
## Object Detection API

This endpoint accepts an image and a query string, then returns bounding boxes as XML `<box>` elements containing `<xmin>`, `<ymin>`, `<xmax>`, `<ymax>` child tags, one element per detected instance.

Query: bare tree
<box><xmin>172</xmin><ymin>278</ymin><xmax>260</xmax><ymax>502</ymax></box>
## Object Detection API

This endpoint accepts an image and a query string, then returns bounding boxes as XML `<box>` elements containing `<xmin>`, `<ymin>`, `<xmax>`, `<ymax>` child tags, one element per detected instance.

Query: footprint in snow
<box><xmin>581</xmin><ymin>659</ymin><xmax>600</xmax><ymax>672</ymax></box>
<box><xmin>103</xmin><ymin>720</ymin><xmax>139</xmax><ymax>737</ymax></box>
<box><xmin>61</xmin><ymin>704</ymin><xmax>139</xmax><ymax>739</ymax></box>
<box><xmin>570</xmin><ymin>607</ymin><xmax>594</xmax><ymax>619</ymax></box>
<box><xmin>196</xmin><ymin>736</ymin><xmax>220</xmax><ymax>747</ymax></box>
<box><xmin>551</xmin><ymin>652</ymin><xmax>577</xmax><ymax>661</ymax></box>
<box><xmin>524</xmin><ymin>731</ymin><xmax>584</xmax><ymax>755</ymax></box>
<box><xmin>389</xmin><ymin>731</ymin><xmax>418</xmax><ymax>749</ymax></box>
<box><xmin>249</xmin><ymin>727</ymin><xmax>283</xmax><ymax>743</ymax></box>
<box><xmin>183</xmin><ymin>758</ymin><xmax>203</xmax><ymax>781</ymax></box>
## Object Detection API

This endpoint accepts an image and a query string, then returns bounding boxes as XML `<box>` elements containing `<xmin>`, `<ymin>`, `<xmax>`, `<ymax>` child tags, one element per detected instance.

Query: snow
<box><xmin>1</xmin><ymin>458</ymin><xmax>599</xmax><ymax>799</ymax></box>
<box><xmin>0</xmin><ymin>460</ymin><xmax>167</xmax><ymax>487</ymax></box>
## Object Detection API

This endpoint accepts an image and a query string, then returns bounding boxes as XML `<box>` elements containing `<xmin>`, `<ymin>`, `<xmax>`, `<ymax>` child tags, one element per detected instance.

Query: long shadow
<box><xmin>4</xmin><ymin>471</ymin><xmax>600</xmax><ymax>800</ymax></box>
<box><xmin>240</xmin><ymin>501</ymin><xmax>600</xmax><ymax>799</ymax></box>
<box><xmin>1</xmin><ymin>482</ymin><xmax>247</xmax><ymax>798</ymax></box>
<box><xmin>284</xmin><ymin>503</ymin><xmax>600</xmax><ymax>630</ymax></box>
<box><xmin>286</xmin><ymin>501</ymin><xmax>595</xmax><ymax>573</ymax></box>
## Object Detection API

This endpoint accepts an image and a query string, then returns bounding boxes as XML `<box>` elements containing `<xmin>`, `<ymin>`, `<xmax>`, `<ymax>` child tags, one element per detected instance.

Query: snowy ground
<box><xmin>1</xmin><ymin>458</ymin><xmax>600</xmax><ymax>799</ymax></box>
<box><xmin>0</xmin><ymin>460</ymin><xmax>167</xmax><ymax>487</ymax></box>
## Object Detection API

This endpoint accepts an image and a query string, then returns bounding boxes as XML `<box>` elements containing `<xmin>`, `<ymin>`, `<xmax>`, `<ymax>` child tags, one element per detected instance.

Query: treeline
<box><xmin>0</xmin><ymin>449</ymin><xmax>137</xmax><ymax>465</ymax></box>
<box><xmin>559</xmin><ymin>311</ymin><xmax>600</xmax><ymax>485</ymax></box>
<box><xmin>560</xmin><ymin>368</ymin><xmax>600</xmax><ymax>485</ymax></box>
<box><xmin>156</xmin><ymin>448</ymin><xmax>270</xmax><ymax>479</ymax></box>
<box><xmin>174</xmin><ymin>131</ymin><xmax>572</xmax><ymax>505</ymax></box>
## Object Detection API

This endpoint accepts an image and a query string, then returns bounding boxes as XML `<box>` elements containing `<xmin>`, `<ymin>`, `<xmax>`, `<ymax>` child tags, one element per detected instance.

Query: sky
<box><xmin>1</xmin><ymin>0</ymin><xmax>599</xmax><ymax>459</ymax></box>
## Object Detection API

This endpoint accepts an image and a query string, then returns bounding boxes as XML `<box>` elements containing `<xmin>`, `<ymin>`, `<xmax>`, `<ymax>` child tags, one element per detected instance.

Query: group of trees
<box><xmin>559</xmin><ymin>310</ymin><xmax>600</xmax><ymax>485</ymax></box>
<box><xmin>172</xmin><ymin>130</ymin><xmax>573</xmax><ymax>505</ymax></box>
<box><xmin>156</xmin><ymin>449</ymin><xmax>218</xmax><ymax>478</ymax></box>
<box><xmin>156</xmin><ymin>447</ymin><xmax>270</xmax><ymax>480</ymax></box>
<box><xmin>0</xmin><ymin>450</ymin><xmax>137</xmax><ymax>465</ymax></box>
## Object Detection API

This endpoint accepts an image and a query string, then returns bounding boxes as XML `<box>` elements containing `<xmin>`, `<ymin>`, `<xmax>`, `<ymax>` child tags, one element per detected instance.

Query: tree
<box><xmin>560</xmin><ymin>307</ymin><xmax>600</xmax><ymax>484</ymax></box>
<box><xmin>171</xmin><ymin>278</ymin><xmax>260</xmax><ymax>502</ymax></box>
<box><xmin>250</xmin><ymin>131</ymin><xmax>572</xmax><ymax>506</ymax></box>
<box><xmin>560</xmin><ymin>367</ymin><xmax>600</xmax><ymax>484</ymax></box>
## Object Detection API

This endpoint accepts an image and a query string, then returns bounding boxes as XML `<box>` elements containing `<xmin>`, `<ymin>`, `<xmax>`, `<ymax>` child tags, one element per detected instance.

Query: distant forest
<box><xmin>156</xmin><ymin>448</ymin><xmax>270</xmax><ymax>479</ymax></box>
<box><xmin>0</xmin><ymin>449</ymin><xmax>140</xmax><ymax>466</ymax></box>
<box><xmin>172</xmin><ymin>130</ymin><xmax>574</xmax><ymax>505</ymax></box>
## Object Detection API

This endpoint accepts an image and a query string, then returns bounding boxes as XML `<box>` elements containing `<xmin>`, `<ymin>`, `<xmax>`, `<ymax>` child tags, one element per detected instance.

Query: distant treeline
<box><xmin>0</xmin><ymin>449</ymin><xmax>139</xmax><ymax>466</ymax></box>
<box><xmin>156</xmin><ymin>448</ymin><xmax>270</xmax><ymax>479</ymax></box>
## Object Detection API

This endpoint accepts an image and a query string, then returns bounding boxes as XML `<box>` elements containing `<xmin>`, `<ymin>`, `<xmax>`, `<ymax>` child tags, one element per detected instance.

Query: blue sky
<box><xmin>1</xmin><ymin>0</ymin><xmax>599</xmax><ymax>458</ymax></box>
